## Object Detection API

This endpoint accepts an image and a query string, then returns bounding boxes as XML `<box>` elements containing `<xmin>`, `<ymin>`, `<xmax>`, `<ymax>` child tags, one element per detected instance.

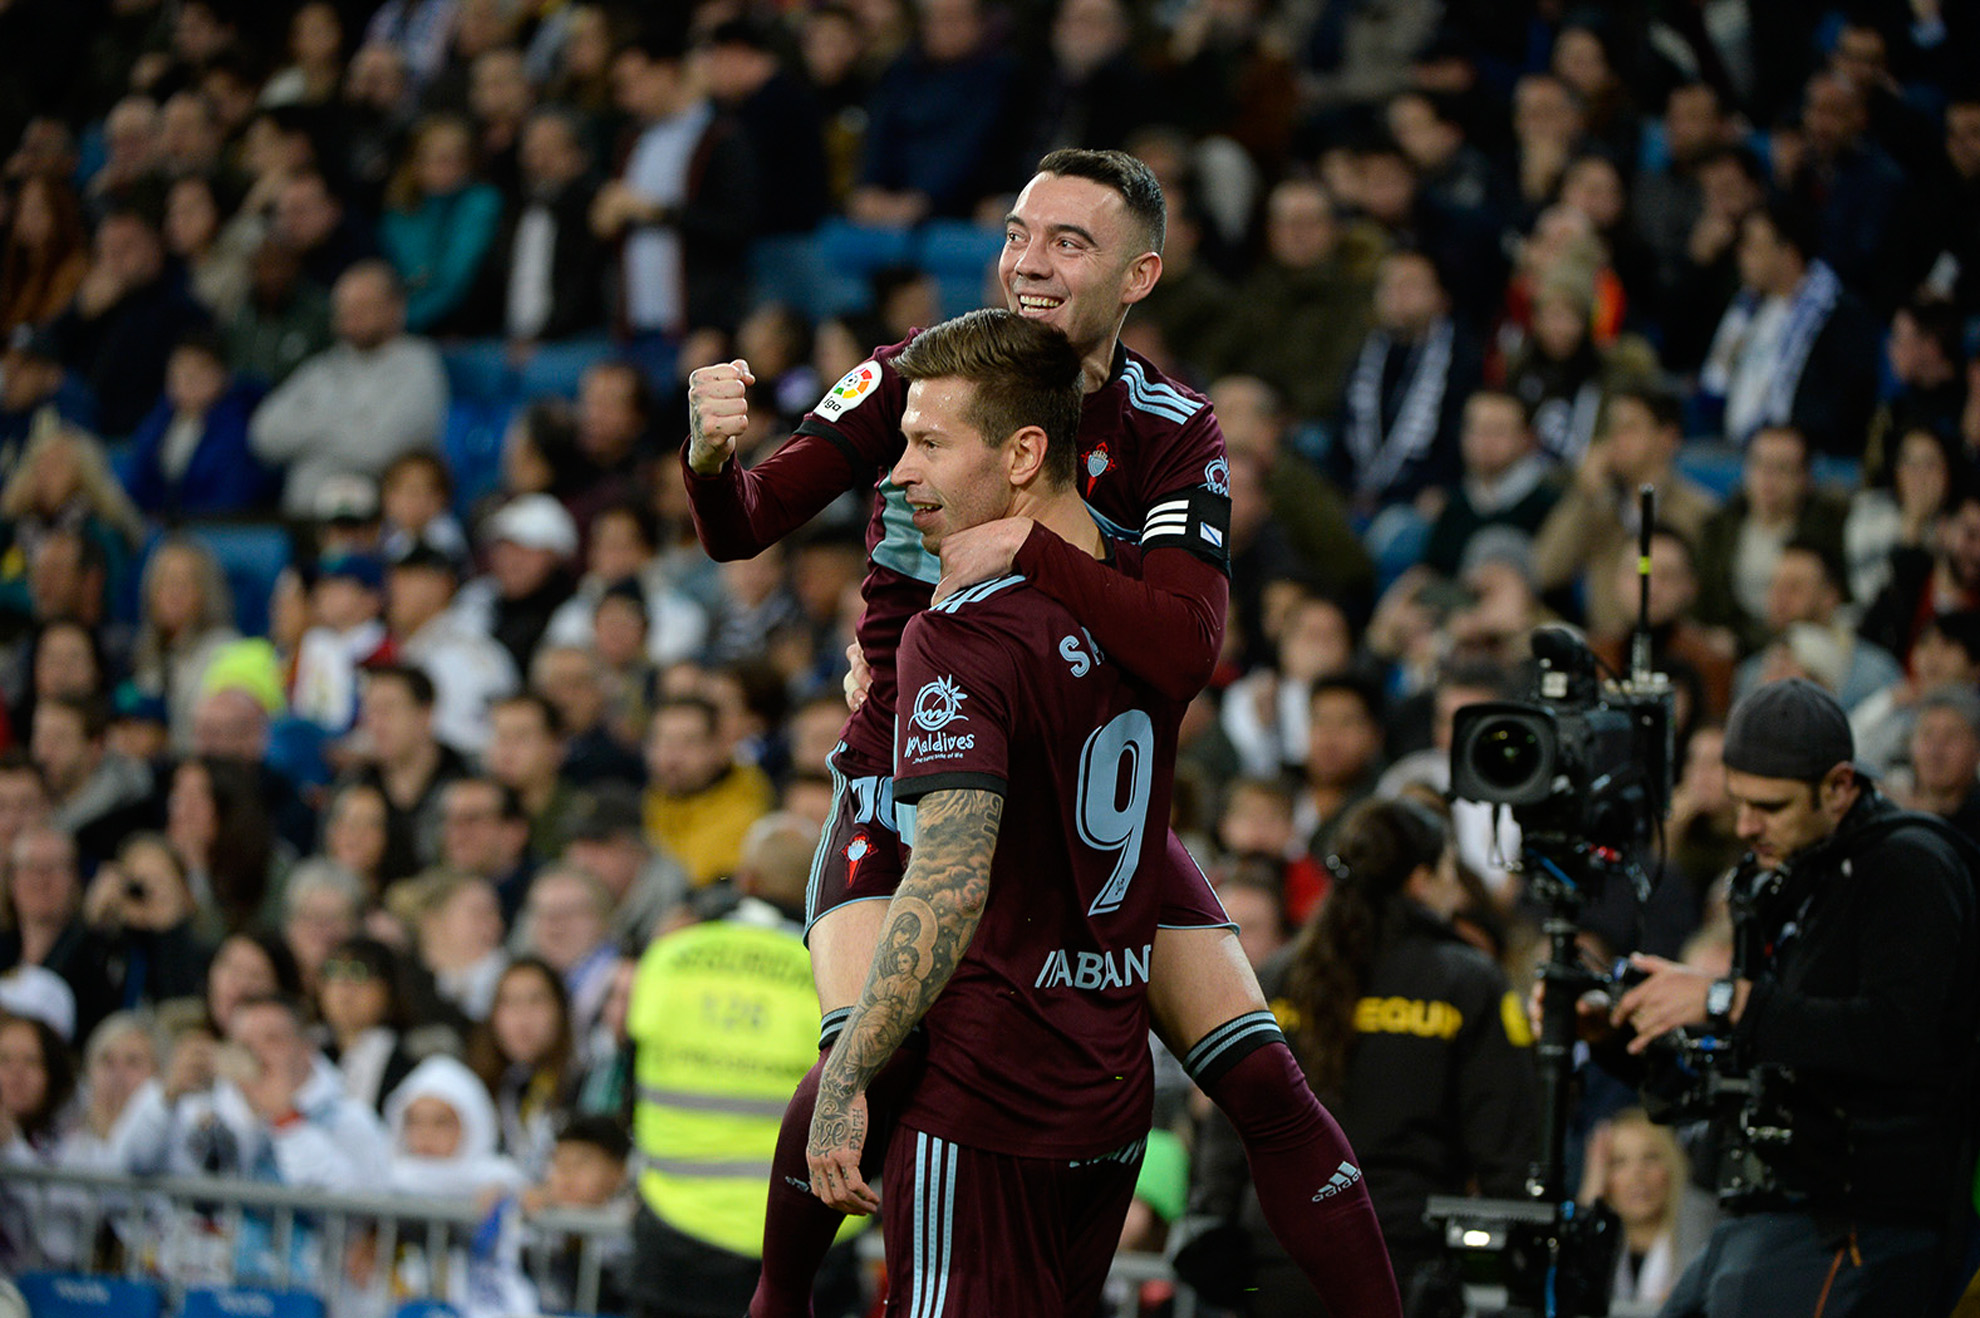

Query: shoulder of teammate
<box><xmin>794</xmin><ymin>334</ymin><xmax>918</xmax><ymax>483</ymax></box>
<box><xmin>1114</xmin><ymin>348</ymin><xmax>1232</xmax><ymax>571</ymax></box>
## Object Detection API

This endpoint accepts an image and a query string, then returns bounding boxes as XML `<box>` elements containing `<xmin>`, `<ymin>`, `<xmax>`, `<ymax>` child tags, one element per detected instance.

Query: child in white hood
<box><xmin>385</xmin><ymin>1055</ymin><xmax>529</xmax><ymax>1198</ymax></box>
<box><xmin>382</xmin><ymin>1056</ymin><xmax>537</xmax><ymax>1316</ymax></box>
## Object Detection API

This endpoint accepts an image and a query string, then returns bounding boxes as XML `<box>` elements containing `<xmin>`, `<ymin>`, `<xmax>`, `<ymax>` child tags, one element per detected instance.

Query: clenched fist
<box><xmin>686</xmin><ymin>359</ymin><xmax>757</xmax><ymax>476</ymax></box>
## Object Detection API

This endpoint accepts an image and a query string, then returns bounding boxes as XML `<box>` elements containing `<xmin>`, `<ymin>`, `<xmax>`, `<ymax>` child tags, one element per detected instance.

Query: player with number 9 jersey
<box><xmin>890</xmin><ymin>550</ymin><xmax>1181</xmax><ymax>1158</ymax></box>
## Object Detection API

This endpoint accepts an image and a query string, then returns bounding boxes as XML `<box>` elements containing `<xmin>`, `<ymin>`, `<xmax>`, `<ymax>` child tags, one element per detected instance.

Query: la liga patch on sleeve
<box><xmin>816</xmin><ymin>359</ymin><xmax>882</xmax><ymax>420</ymax></box>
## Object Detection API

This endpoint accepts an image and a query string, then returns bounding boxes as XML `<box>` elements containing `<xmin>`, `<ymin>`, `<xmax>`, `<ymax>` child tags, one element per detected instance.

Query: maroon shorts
<box><xmin>807</xmin><ymin>745</ymin><xmax>1237</xmax><ymax>937</ymax></box>
<box><xmin>882</xmin><ymin>1125</ymin><xmax>1144</xmax><ymax>1316</ymax></box>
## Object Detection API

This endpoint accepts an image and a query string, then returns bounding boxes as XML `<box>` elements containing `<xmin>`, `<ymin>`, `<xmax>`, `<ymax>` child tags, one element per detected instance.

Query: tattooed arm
<box><xmin>805</xmin><ymin>787</ymin><xmax>1005</xmax><ymax>1213</ymax></box>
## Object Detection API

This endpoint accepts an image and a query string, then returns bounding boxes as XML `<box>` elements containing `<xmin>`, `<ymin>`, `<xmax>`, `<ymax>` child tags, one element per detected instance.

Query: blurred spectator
<box><xmin>380</xmin><ymin>450</ymin><xmax>469</xmax><ymax>565</ymax></box>
<box><xmin>122</xmin><ymin>332</ymin><xmax>276</xmax><ymax>517</ymax></box>
<box><xmin>469</xmin><ymin>48</ymin><xmax>534</xmax><ymax>200</ymax></box>
<box><xmin>1846</xmin><ymin>427</ymin><xmax>1967</xmax><ymax>609</ymax></box>
<box><xmin>345</xmin><ymin>664</ymin><xmax>470</xmax><ymax>883</ymax></box>
<box><xmin>641</xmin><ymin>694</ymin><xmax>773</xmax><ymax>888</ymax></box>
<box><xmin>1533</xmin><ymin>385</ymin><xmax>1718</xmax><ymax>637</ymax></box>
<box><xmin>469</xmin><ymin>955</ymin><xmax>579</xmax><ymax>1177</ymax></box>
<box><xmin>1421</xmin><ymin>390</ymin><xmax>1561</xmax><ymax>578</ymax></box>
<box><xmin>1205</xmin><ymin>179</ymin><xmax>1381</xmax><ymax>425</ymax></box>
<box><xmin>365</xmin><ymin>0</ymin><xmax>459</xmax><ymax>91</ymax></box>
<box><xmin>565</xmin><ymin>360</ymin><xmax>656</xmax><ymax>529</ymax></box>
<box><xmin>1664</xmin><ymin>724</ymin><xmax>1741</xmax><ymax>893</ymax></box>
<box><xmin>163</xmin><ymin>173</ymin><xmax>255</xmax><ymax>322</ymax></box>
<box><xmin>1330</xmin><ymin>247</ymin><xmax>1479</xmax><ymax>523</ymax></box>
<box><xmin>64</xmin><ymin>1011</ymin><xmax>165</xmax><ymax>1173</ymax></box>
<box><xmin>1657</xmin><ymin>144</ymin><xmax>1767</xmax><ymax>374</ymax></box>
<box><xmin>250</xmin><ymin>260</ymin><xmax>447</xmax><ymax>517</ymax></box>
<box><xmin>1221</xmin><ymin>591</ymin><xmax>1359</xmax><ymax>777</ymax></box>
<box><xmin>1697</xmin><ymin>200</ymin><xmax>1878</xmax><ymax>454</ymax></box>
<box><xmin>851</xmin><ymin>0</ymin><xmax>1019</xmax><ymax>224</ymax></box>
<box><xmin>1</xmin><ymin>827</ymin><xmax>116</xmax><ymax>1041</ymax></box>
<box><xmin>484</xmin><ymin>692</ymin><xmax>578</xmax><ymax>860</ymax></box>
<box><xmin>281</xmin><ymin>861</ymin><xmax>361</xmax><ymax>999</ymax></box>
<box><xmin>45</xmin><ymin>204</ymin><xmax>211</xmax><ymax>437</ymax></box>
<box><xmin>189</xmin><ymin>685</ymin><xmax>314</xmax><ymax>853</ymax></box>
<box><xmin>1852</xmin><ymin>611</ymin><xmax>1980</xmax><ymax>776</ymax></box>
<box><xmin>393</xmin><ymin>868</ymin><xmax>509</xmax><ymax>1021</ymax></box>
<box><xmin>699</xmin><ymin>18</ymin><xmax>829</xmax><ymax>240</ymax></box>
<box><xmin>271</xmin><ymin>170</ymin><xmax>379</xmax><ymax>293</ymax></box>
<box><xmin>1731</xmin><ymin>541</ymin><xmax>1900</xmax><ymax>711</ymax></box>
<box><xmin>315</xmin><ymin>934</ymin><xmax>422</xmax><ymax>1116</ymax></box>
<box><xmin>458</xmin><ymin>494</ymin><xmax>581</xmax><ymax>674</ymax></box>
<box><xmin>1499</xmin><ymin>268</ymin><xmax>1659</xmax><ymax>468</ymax></box>
<box><xmin>797</xmin><ymin>3</ymin><xmax>874</xmax><ymax>205</ymax></box>
<box><xmin>1780</xmin><ymin>70</ymin><xmax>1905</xmax><ymax>297</ymax></box>
<box><xmin>290</xmin><ymin>553</ymin><xmax>388</xmax><ymax>735</ymax></box>
<box><xmin>527</xmin><ymin>1114</ymin><xmax>635</xmax><ymax>1312</ymax></box>
<box><xmin>35</xmin><ymin>696</ymin><xmax>153</xmax><ymax>868</ymax></box>
<box><xmin>531</xmin><ymin>644</ymin><xmax>644</xmax><ymax>786</ymax></box>
<box><xmin>1860</xmin><ymin>489</ymin><xmax>1980</xmax><ymax>668</ymax></box>
<box><xmin>0</xmin><ymin>329</ymin><xmax>94</xmax><ymax>457</ymax></box>
<box><xmin>379</xmin><ymin>114</ymin><xmax>504</xmax><ymax>334</ymax></box>
<box><xmin>79</xmin><ymin>832</ymin><xmax>212</xmax><ymax>1007</ymax></box>
<box><xmin>343</xmin><ymin>45</ymin><xmax>418</xmax><ymax>212</ymax></box>
<box><xmin>1693</xmin><ymin>426</ymin><xmax>1849</xmax><ymax>654</ymax></box>
<box><xmin>386</xmin><ymin>1051</ymin><xmax>527</xmax><ymax>1192</ymax></box>
<box><xmin>85</xmin><ymin>96</ymin><xmax>161</xmax><ymax>211</ymax></box>
<box><xmin>0</xmin><ymin>753</ymin><xmax>51</xmax><ymax>864</ymax></box>
<box><xmin>261</xmin><ymin>2</ymin><xmax>346</xmax><ymax>108</ymax></box>
<box><xmin>1577</xmin><ymin>1109</ymin><xmax>1716</xmax><ymax>1307</ymax></box>
<box><xmin>1634</xmin><ymin>82</ymin><xmax>1734</xmax><ymax>297</ymax></box>
<box><xmin>1900</xmin><ymin>686</ymin><xmax>1980</xmax><ymax>842</ymax></box>
<box><xmin>224</xmin><ymin>238</ymin><xmax>334</xmax><ymax>388</ymax></box>
<box><xmin>167</xmin><ymin>755</ymin><xmax>281</xmax><ymax>936</ymax></box>
<box><xmin>1862</xmin><ymin>298</ymin><xmax>1966</xmax><ymax>477</ymax></box>
<box><xmin>517</xmin><ymin>863</ymin><xmax>617</xmax><ymax>1041</ymax></box>
<box><xmin>594</xmin><ymin>26</ymin><xmax>758</xmax><ymax>364</ymax></box>
<box><xmin>545</xmin><ymin>501</ymin><xmax>710</xmax><ymax>670</ymax></box>
<box><xmin>0</xmin><ymin>1011</ymin><xmax>80</xmax><ymax>1269</ymax></box>
<box><xmin>1298</xmin><ymin>676</ymin><xmax>1386</xmax><ymax>857</ymax></box>
<box><xmin>438</xmin><ymin>776</ymin><xmax>535</xmax><ymax>922</ymax></box>
<box><xmin>0</xmin><ymin>175</ymin><xmax>89</xmax><ymax>336</ymax></box>
<box><xmin>384</xmin><ymin>543</ymin><xmax>519</xmax><ymax>756</ymax></box>
<box><xmin>459</xmin><ymin>107</ymin><xmax>610</xmax><ymax>392</ymax></box>
<box><xmin>1032</xmin><ymin>0</ymin><xmax>1160</xmax><ymax>157</ymax></box>
<box><xmin>1917</xmin><ymin>91</ymin><xmax>1980</xmax><ymax>318</ymax></box>
<box><xmin>560</xmin><ymin>783</ymin><xmax>685</xmax><ymax>947</ymax></box>
<box><xmin>2</xmin><ymin>421</ymin><xmax>145</xmax><ymax>583</ymax></box>
<box><xmin>204</xmin><ymin>931</ymin><xmax>305</xmax><ymax>1036</ymax></box>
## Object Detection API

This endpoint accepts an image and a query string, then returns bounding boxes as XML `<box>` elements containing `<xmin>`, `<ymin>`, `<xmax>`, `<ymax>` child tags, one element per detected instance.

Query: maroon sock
<box><xmin>1198</xmin><ymin>1033</ymin><xmax>1404</xmax><ymax>1318</ymax></box>
<box><xmin>748</xmin><ymin>1053</ymin><xmax>840</xmax><ymax>1318</ymax></box>
<box><xmin>749</xmin><ymin>1037</ymin><xmax>922</xmax><ymax>1318</ymax></box>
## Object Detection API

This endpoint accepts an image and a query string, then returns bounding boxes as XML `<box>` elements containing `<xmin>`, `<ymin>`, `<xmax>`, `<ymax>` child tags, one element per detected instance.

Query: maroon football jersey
<box><xmin>889</xmin><ymin>546</ymin><xmax>1183</xmax><ymax>1159</ymax></box>
<box><xmin>684</xmin><ymin>337</ymin><xmax>1227</xmax><ymax>771</ymax></box>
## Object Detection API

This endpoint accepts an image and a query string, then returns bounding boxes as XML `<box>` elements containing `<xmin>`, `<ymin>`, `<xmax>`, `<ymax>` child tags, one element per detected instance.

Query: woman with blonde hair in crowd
<box><xmin>1579</xmin><ymin>1107</ymin><xmax>1717</xmax><ymax>1306</ymax></box>
<box><xmin>131</xmin><ymin>536</ymin><xmax>239</xmax><ymax>745</ymax></box>
<box><xmin>0</xmin><ymin>415</ymin><xmax>144</xmax><ymax>567</ymax></box>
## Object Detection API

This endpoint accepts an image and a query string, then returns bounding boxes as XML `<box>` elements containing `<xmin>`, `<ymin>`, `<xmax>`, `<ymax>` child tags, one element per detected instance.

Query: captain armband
<box><xmin>1140</xmin><ymin>485</ymin><xmax>1232</xmax><ymax>571</ymax></box>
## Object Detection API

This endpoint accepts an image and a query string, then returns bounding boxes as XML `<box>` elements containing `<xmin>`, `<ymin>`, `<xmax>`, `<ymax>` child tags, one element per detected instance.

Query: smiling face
<box><xmin>999</xmin><ymin>171</ymin><xmax>1155</xmax><ymax>364</ymax></box>
<box><xmin>891</xmin><ymin>376</ymin><xmax>1015</xmax><ymax>554</ymax></box>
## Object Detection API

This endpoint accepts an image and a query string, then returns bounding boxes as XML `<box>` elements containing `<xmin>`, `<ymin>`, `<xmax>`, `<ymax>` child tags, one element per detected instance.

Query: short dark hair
<box><xmin>43</xmin><ymin>693</ymin><xmax>110</xmax><ymax>741</ymax></box>
<box><xmin>1605</xmin><ymin>382</ymin><xmax>1683</xmax><ymax>435</ymax></box>
<box><xmin>366</xmin><ymin>662</ymin><xmax>436</xmax><ymax>709</ymax></box>
<box><xmin>1747</xmin><ymin>198</ymin><xmax>1820</xmax><ymax>266</ymax></box>
<box><xmin>1896</xmin><ymin>296</ymin><xmax>1963</xmax><ymax>368</ymax></box>
<box><xmin>893</xmin><ymin>308</ymin><xmax>1086</xmax><ymax>490</ymax></box>
<box><xmin>497</xmin><ymin>691</ymin><xmax>564</xmax><ymax>739</ymax></box>
<box><xmin>557</xmin><ymin>1112</ymin><xmax>632</xmax><ymax>1162</ymax></box>
<box><xmin>1309</xmin><ymin>674</ymin><xmax>1384</xmax><ymax>724</ymax></box>
<box><xmin>451</xmin><ymin>775</ymin><xmax>528</xmax><ymax>823</ymax></box>
<box><xmin>1779</xmin><ymin>536</ymin><xmax>1847</xmax><ymax>597</ymax></box>
<box><xmin>1033</xmin><ymin>147</ymin><xmax>1166</xmax><ymax>255</ymax></box>
<box><xmin>383</xmin><ymin>450</ymin><xmax>453</xmax><ymax>499</ymax></box>
<box><xmin>654</xmin><ymin>694</ymin><xmax>721</xmax><ymax>737</ymax></box>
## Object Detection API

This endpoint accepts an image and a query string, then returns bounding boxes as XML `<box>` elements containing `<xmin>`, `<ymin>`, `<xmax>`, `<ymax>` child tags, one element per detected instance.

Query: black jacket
<box><xmin>462</xmin><ymin>177</ymin><xmax>610</xmax><ymax>342</ymax></box>
<box><xmin>1724</xmin><ymin>791</ymin><xmax>1979</xmax><ymax>1222</ymax></box>
<box><xmin>1193</xmin><ymin>907</ymin><xmax>1541</xmax><ymax>1286</ymax></box>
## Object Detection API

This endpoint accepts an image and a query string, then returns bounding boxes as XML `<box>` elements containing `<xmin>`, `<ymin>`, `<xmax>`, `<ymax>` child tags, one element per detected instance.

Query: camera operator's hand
<box><xmin>1611</xmin><ymin>954</ymin><xmax>1748</xmax><ymax>1054</ymax></box>
<box><xmin>1528</xmin><ymin>981</ymin><xmax>1617</xmax><ymax>1045</ymax></box>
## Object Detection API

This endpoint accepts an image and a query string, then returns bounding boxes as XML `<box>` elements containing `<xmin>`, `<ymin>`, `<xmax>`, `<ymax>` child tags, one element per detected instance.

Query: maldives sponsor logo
<box><xmin>816</xmin><ymin>359</ymin><xmax>880</xmax><ymax>419</ymax></box>
<box><xmin>904</xmin><ymin>729</ymin><xmax>976</xmax><ymax>760</ymax></box>
<box><xmin>909</xmin><ymin>676</ymin><xmax>970</xmax><ymax>732</ymax></box>
<box><xmin>1033</xmin><ymin>943</ymin><xmax>1152</xmax><ymax>992</ymax></box>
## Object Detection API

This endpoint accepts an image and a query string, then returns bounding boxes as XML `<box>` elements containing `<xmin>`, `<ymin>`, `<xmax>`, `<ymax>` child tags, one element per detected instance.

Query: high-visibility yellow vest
<box><xmin>626</xmin><ymin>906</ymin><xmax>844</xmax><ymax>1258</ymax></box>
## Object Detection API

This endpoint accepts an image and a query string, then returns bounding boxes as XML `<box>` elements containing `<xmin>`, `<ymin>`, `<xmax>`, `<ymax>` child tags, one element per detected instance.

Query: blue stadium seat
<box><xmin>390</xmin><ymin>1303</ymin><xmax>462</xmax><ymax>1318</ymax></box>
<box><xmin>179</xmin><ymin>1286</ymin><xmax>326</xmax><ymax>1318</ymax></box>
<box><xmin>1676</xmin><ymin>443</ymin><xmax>1744</xmax><ymax>502</ymax></box>
<box><xmin>182</xmin><ymin>523</ymin><xmax>293</xmax><ymax>638</ymax></box>
<box><xmin>15</xmin><ymin>1272</ymin><xmax>163</xmax><ymax>1318</ymax></box>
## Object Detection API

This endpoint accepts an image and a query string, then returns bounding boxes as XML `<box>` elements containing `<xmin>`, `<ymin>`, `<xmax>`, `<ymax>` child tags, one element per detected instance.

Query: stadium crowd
<box><xmin>1</xmin><ymin>0</ymin><xmax>1980</xmax><ymax>1313</ymax></box>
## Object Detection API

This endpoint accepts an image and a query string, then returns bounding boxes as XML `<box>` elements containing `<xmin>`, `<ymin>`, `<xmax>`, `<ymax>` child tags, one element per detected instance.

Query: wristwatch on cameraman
<box><xmin>1705</xmin><ymin>977</ymin><xmax>1738</xmax><ymax>1031</ymax></box>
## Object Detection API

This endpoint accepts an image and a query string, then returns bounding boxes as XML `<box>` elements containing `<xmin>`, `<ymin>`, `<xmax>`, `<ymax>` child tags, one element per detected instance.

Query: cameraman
<box><xmin>1608</xmin><ymin>679</ymin><xmax>1978</xmax><ymax>1317</ymax></box>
